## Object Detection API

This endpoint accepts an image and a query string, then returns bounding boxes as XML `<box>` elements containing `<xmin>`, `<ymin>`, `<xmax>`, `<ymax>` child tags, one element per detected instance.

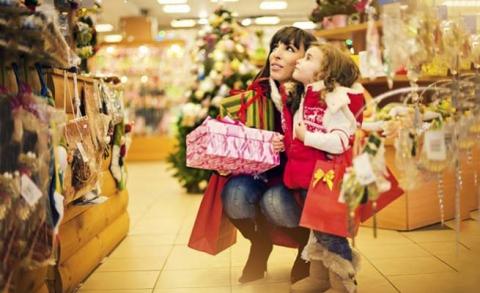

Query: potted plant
<box><xmin>310</xmin><ymin>0</ymin><xmax>365</xmax><ymax>29</ymax></box>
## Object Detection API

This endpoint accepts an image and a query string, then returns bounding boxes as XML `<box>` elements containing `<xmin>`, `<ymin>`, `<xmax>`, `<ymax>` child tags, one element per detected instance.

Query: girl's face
<box><xmin>269</xmin><ymin>42</ymin><xmax>306</xmax><ymax>83</ymax></box>
<box><xmin>293</xmin><ymin>46</ymin><xmax>323</xmax><ymax>85</ymax></box>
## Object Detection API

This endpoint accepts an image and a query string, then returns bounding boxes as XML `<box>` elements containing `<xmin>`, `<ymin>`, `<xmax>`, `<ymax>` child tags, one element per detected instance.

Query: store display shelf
<box><xmin>361</xmin><ymin>146</ymin><xmax>479</xmax><ymax>230</ymax></box>
<box><xmin>314</xmin><ymin>21</ymin><xmax>381</xmax><ymax>40</ymax></box>
<box><xmin>127</xmin><ymin>135</ymin><xmax>176</xmax><ymax>161</ymax></box>
<box><xmin>360</xmin><ymin>75</ymin><xmax>448</xmax><ymax>86</ymax></box>
<box><xmin>101</xmin><ymin>39</ymin><xmax>185</xmax><ymax>48</ymax></box>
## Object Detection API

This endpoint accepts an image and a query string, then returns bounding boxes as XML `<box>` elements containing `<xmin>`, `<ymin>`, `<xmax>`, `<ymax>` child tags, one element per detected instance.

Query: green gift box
<box><xmin>219</xmin><ymin>90</ymin><xmax>275</xmax><ymax>131</ymax></box>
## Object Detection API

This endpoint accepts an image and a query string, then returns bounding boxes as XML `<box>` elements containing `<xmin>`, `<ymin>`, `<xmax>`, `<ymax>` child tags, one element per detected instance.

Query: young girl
<box><xmin>270</xmin><ymin>43</ymin><xmax>365</xmax><ymax>293</ymax></box>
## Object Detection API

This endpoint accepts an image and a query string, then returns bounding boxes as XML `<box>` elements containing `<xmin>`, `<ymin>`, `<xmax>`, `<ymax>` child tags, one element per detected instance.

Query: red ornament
<box><xmin>120</xmin><ymin>144</ymin><xmax>127</xmax><ymax>157</ymax></box>
<box><xmin>125</xmin><ymin>123</ymin><xmax>132</xmax><ymax>133</ymax></box>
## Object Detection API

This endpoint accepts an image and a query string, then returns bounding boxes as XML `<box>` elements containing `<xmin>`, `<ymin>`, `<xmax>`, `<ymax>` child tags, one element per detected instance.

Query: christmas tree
<box><xmin>168</xmin><ymin>7</ymin><xmax>257</xmax><ymax>194</ymax></box>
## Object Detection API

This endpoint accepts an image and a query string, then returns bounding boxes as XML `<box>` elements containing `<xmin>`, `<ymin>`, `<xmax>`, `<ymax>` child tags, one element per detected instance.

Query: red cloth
<box><xmin>282</xmin><ymin>87</ymin><xmax>366</xmax><ymax>190</ymax></box>
<box><xmin>282</xmin><ymin>88</ymin><xmax>328</xmax><ymax>189</ymax></box>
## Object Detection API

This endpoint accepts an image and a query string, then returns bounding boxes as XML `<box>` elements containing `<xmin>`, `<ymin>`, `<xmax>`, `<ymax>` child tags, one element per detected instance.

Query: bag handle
<box><xmin>64</xmin><ymin>70</ymin><xmax>85</xmax><ymax>144</ymax></box>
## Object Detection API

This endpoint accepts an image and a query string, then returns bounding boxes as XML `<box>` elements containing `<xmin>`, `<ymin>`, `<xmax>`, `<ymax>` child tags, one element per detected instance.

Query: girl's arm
<box><xmin>297</xmin><ymin>107</ymin><xmax>356</xmax><ymax>154</ymax></box>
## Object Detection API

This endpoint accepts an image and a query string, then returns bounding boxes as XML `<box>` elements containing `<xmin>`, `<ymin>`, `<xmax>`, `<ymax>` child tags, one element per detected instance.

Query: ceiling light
<box><xmin>442</xmin><ymin>1</ymin><xmax>480</xmax><ymax>6</ymax></box>
<box><xmin>163</xmin><ymin>4</ymin><xmax>190</xmax><ymax>13</ymax></box>
<box><xmin>211</xmin><ymin>0</ymin><xmax>239</xmax><ymax>2</ymax></box>
<box><xmin>106</xmin><ymin>46</ymin><xmax>115</xmax><ymax>54</ymax></box>
<box><xmin>141</xmin><ymin>75</ymin><xmax>149</xmax><ymax>83</ymax></box>
<box><xmin>255</xmin><ymin>16</ymin><xmax>280</xmax><ymax>25</ymax></box>
<box><xmin>104</xmin><ymin>34</ymin><xmax>123</xmax><ymax>43</ymax></box>
<box><xmin>260</xmin><ymin>1</ymin><xmax>287</xmax><ymax>10</ymax></box>
<box><xmin>241</xmin><ymin>18</ymin><xmax>252</xmax><ymax>26</ymax></box>
<box><xmin>95</xmin><ymin>23</ymin><xmax>113</xmax><ymax>32</ymax></box>
<box><xmin>157</xmin><ymin>0</ymin><xmax>187</xmax><ymax>4</ymax></box>
<box><xmin>171</xmin><ymin>19</ymin><xmax>197</xmax><ymax>28</ymax></box>
<box><xmin>120</xmin><ymin>76</ymin><xmax>128</xmax><ymax>83</ymax></box>
<box><xmin>293</xmin><ymin>21</ymin><xmax>316</xmax><ymax>30</ymax></box>
<box><xmin>198</xmin><ymin>18</ymin><xmax>209</xmax><ymax>25</ymax></box>
<box><xmin>138</xmin><ymin>45</ymin><xmax>150</xmax><ymax>55</ymax></box>
<box><xmin>199</xmin><ymin>10</ymin><xmax>208</xmax><ymax>18</ymax></box>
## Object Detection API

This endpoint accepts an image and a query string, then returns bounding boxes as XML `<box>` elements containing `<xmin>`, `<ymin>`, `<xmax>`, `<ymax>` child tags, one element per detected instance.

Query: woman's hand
<box><xmin>295</xmin><ymin>121</ymin><xmax>306</xmax><ymax>142</ymax></box>
<box><xmin>218</xmin><ymin>170</ymin><xmax>231</xmax><ymax>176</ymax></box>
<box><xmin>272</xmin><ymin>134</ymin><xmax>285</xmax><ymax>153</ymax></box>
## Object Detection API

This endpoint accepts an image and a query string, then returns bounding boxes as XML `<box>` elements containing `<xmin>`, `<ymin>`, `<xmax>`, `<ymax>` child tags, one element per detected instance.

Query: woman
<box><xmin>221</xmin><ymin>26</ymin><xmax>317</xmax><ymax>284</ymax></box>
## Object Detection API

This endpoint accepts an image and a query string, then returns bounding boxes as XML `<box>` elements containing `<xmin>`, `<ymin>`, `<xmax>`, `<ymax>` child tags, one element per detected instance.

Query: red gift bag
<box><xmin>300</xmin><ymin>153</ymin><xmax>404</xmax><ymax>237</ymax></box>
<box><xmin>188</xmin><ymin>174</ymin><xmax>237</xmax><ymax>255</ymax></box>
<box><xmin>359</xmin><ymin>167</ymin><xmax>403</xmax><ymax>222</ymax></box>
<box><xmin>299</xmin><ymin>151</ymin><xmax>361</xmax><ymax>238</ymax></box>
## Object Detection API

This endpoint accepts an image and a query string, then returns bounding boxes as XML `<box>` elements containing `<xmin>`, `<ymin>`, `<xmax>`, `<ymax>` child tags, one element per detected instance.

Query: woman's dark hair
<box><xmin>255</xmin><ymin>26</ymin><xmax>317</xmax><ymax>81</ymax></box>
<box><xmin>254</xmin><ymin>27</ymin><xmax>316</xmax><ymax>113</ymax></box>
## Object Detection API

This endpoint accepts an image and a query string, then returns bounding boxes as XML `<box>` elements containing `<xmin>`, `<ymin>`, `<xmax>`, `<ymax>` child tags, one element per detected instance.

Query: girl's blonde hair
<box><xmin>311</xmin><ymin>43</ymin><xmax>360</xmax><ymax>92</ymax></box>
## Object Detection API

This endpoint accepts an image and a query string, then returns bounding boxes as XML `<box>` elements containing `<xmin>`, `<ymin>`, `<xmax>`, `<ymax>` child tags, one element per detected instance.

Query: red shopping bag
<box><xmin>359</xmin><ymin>167</ymin><xmax>403</xmax><ymax>222</ymax></box>
<box><xmin>299</xmin><ymin>150</ymin><xmax>362</xmax><ymax>238</ymax></box>
<box><xmin>188</xmin><ymin>174</ymin><xmax>237</xmax><ymax>255</ymax></box>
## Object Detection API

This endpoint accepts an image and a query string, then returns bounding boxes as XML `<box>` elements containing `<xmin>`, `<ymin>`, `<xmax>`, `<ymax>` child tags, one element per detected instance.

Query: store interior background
<box><xmin>13</xmin><ymin>0</ymin><xmax>480</xmax><ymax>292</ymax></box>
<box><xmin>91</xmin><ymin>0</ymin><xmax>480</xmax><ymax>292</ymax></box>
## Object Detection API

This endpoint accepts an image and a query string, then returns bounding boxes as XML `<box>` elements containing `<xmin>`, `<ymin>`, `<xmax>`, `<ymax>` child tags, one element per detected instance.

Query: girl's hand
<box><xmin>295</xmin><ymin>121</ymin><xmax>306</xmax><ymax>142</ymax></box>
<box><xmin>272</xmin><ymin>134</ymin><xmax>285</xmax><ymax>153</ymax></box>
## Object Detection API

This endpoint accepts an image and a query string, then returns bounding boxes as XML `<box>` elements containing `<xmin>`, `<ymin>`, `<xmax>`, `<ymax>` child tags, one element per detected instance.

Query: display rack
<box><xmin>314</xmin><ymin>21</ymin><xmax>382</xmax><ymax>53</ymax></box>
<box><xmin>315</xmin><ymin>23</ymin><xmax>479</xmax><ymax>231</ymax></box>
<box><xmin>46</xmin><ymin>70</ymin><xmax>130</xmax><ymax>293</ymax></box>
<box><xmin>92</xmin><ymin>40</ymin><xmax>188</xmax><ymax>162</ymax></box>
<box><xmin>362</xmin><ymin>146</ymin><xmax>479</xmax><ymax>230</ymax></box>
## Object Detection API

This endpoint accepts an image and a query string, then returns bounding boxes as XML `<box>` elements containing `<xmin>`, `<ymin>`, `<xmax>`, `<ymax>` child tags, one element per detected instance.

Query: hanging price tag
<box><xmin>424</xmin><ymin>129</ymin><xmax>447</xmax><ymax>161</ymax></box>
<box><xmin>77</xmin><ymin>142</ymin><xmax>89</xmax><ymax>163</ymax></box>
<box><xmin>21</xmin><ymin>174</ymin><xmax>43</xmax><ymax>207</ymax></box>
<box><xmin>353</xmin><ymin>153</ymin><xmax>376</xmax><ymax>185</ymax></box>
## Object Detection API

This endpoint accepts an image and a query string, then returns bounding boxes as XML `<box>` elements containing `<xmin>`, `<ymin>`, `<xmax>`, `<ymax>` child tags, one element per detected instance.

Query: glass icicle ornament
<box><xmin>364</xmin><ymin>0</ymin><xmax>383</xmax><ymax>81</ymax></box>
<box><xmin>437</xmin><ymin>173</ymin><xmax>446</xmax><ymax>226</ymax></box>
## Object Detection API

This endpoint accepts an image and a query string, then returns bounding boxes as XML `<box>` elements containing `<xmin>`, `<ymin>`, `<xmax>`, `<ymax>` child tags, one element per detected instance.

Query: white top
<box><xmin>270</xmin><ymin>79</ymin><xmax>363</xmax><ymax>154</ymax></box>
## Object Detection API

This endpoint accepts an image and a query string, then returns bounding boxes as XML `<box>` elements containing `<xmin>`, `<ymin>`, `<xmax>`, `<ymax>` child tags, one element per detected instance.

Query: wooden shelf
<box><xmin>127</xmin><ymin>135</ymin><xmax>176</xmax><ymax>161</ymax></box>
<box><xmin>99</xmin><ymin>39</ymin><xmax>186</xmax><ymax>48</ymax></box>
<box><xmin>314</xmin><ymin>21</ymin><xmax>382</xmax><ymax>40</ymax></box>
<box><xmin>362</xmin><ymin>146</ymin><xmax>479</xmax><ymax>230</ymax></box>
<box><xmin>360</xmin><ymin>75</ymin><xmax>447</xmax><ymax>86</ymax></box>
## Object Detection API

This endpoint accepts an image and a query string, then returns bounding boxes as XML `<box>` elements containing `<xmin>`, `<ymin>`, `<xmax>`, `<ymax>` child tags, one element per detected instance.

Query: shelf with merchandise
<box><xmin>0</xmin><ymin>2</ymin><xmax>132</xmax><ymax>291</ymax></box>
<box><xmin>314</xmin><ymin>21</ymin><xmax>381</xmax><ymax>40</ymax></box>
<box><xmin>91</xmin><ymin>40</ymin><xmax>190</xmax><ymax>162</ymax></box>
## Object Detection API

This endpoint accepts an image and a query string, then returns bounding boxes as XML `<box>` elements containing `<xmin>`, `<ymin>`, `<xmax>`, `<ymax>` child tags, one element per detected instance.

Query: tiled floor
<box><xmin>78</xmin><ymin>162</ymin><xmax>480</xmax><ymax>293</ymax></box>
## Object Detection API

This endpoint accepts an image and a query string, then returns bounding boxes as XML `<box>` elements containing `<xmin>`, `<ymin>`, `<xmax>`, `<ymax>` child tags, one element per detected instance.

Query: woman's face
<box><xmin>269</xmin><ymin>41</ymin><xmax>306</xmax><ymax>83</ymax></box>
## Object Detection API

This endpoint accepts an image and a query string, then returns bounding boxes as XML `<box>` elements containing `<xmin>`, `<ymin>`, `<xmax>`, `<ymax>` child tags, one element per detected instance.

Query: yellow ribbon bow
<box><xmin>312</xmin><ymin>169</ymin><xmax>335</xmax><ymax>191</ymax></box>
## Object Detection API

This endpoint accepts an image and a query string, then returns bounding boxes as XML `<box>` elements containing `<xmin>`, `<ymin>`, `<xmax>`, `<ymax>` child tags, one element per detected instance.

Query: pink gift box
<box><xmin>186</xmin><ymin>117</ymin><xmax>280</xmax><ymax>175</ymax></box>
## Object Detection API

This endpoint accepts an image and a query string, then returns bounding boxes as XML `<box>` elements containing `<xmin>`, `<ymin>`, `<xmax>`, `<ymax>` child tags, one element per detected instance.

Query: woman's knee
<box><xmin>221</xmin><ymin>175</ymin><xmax>266</xmax><ymax>219</ymax></box>
<box><xmin>260</xmin><ymin>185</ymin><xmax>301</xmax><ymax>228</ymax></box>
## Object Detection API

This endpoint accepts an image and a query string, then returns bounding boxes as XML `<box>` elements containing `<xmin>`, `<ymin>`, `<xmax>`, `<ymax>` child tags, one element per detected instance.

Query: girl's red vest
<box><xmin>282</xmin><ymin>85</ymin><xmax>365</xmax><ymax>190</ymax></box>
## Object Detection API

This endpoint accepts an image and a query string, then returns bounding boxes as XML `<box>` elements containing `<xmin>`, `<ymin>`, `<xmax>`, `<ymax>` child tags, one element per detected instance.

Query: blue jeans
<box><xmin>222</xmin><ymin>176</ymin><xmax>352</xmax><ymax>261</ymax></box>
<box><xmin>221</xmin><ymin>175</ymin><xmax>301</xmax><ymax>228</ymax></box>
<box><xmin>314</xmin><ymin>231</ymin><xmax>352</xmax><ymax>261</ymax></box>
